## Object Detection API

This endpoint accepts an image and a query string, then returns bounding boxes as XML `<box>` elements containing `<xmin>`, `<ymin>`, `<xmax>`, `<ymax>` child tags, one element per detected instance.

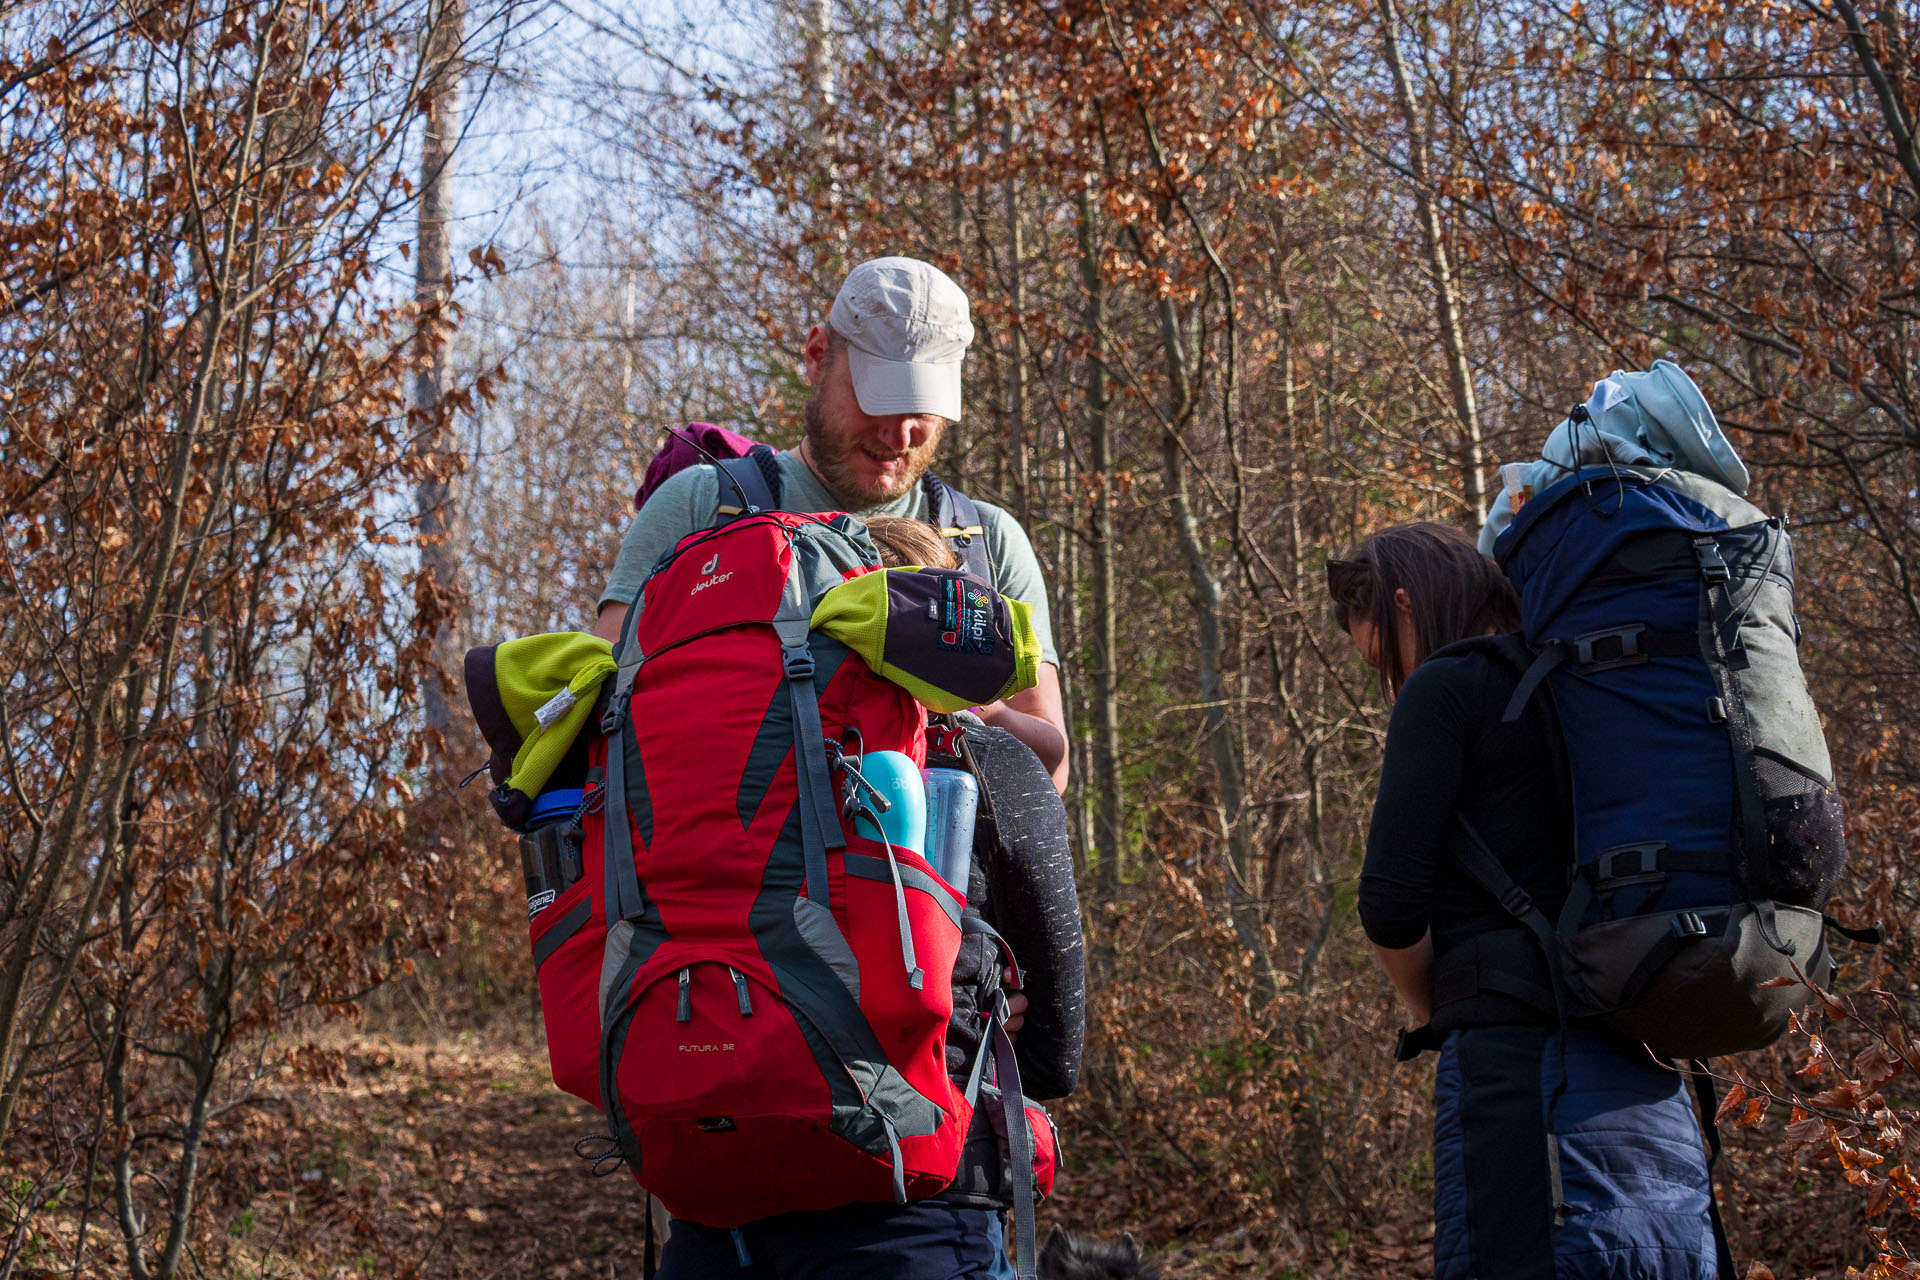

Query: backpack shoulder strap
<box><xmin>922</xmin><ymin>472</ymin><xmax>994</xmax><ymax>581</ymax></box>
<box><xmin>712</xmin><ymin>445</ymin><xmax>782</xmax><ymax>525</ymax></box>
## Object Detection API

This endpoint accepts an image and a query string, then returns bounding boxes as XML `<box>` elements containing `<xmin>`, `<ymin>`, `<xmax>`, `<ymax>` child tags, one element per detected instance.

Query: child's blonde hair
<box><xmin>864</xmin><ymin>516</ymin><xmax>961</xmax><ymax>570</ymax></box>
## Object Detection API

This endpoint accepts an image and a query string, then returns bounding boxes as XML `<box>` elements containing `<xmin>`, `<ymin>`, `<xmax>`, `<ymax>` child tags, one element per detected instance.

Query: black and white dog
<box><xmin>1037</xmin><ymin>1225</ymin><xmax>1159</xmax><ymax>1279</ymax></box>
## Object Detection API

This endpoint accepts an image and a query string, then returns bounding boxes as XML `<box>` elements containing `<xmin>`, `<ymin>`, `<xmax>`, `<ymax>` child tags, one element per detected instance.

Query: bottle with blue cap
<box><xmin>520</xmin><ymin>787</ymin><xmax>585</xmax><ymax>920</ymax></box>
<box><xmin>847</xmin><ymin>750</ymin><xmax>926</xmax><ymax>855</ymax></box>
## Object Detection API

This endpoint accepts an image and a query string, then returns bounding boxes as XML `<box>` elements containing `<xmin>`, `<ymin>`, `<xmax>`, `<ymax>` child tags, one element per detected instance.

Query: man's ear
<box><xmin>802</xmin><ymin>324</ymin><xmax>831</xmax><ymax>386</ymax></box>
<box><xmin>1393</xmin><ymin>586</ymin><xmax>1413</xmax><ymax>616</ymax></box>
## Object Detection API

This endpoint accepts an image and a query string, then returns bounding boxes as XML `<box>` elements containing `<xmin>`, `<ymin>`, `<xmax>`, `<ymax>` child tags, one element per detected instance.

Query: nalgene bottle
<box><xmin>921</xmin><ymin>767</ymin><xmax>979</xmax><ymax>896</ymax></box>
<box><xmin>849</xmin><ymin>750</ymin><xmax>927</xmax><ymax>857</ymax></box>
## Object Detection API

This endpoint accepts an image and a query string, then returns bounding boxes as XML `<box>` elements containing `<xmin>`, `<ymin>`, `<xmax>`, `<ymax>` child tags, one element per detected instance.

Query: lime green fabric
<box><xmin>492</xmin><ymin>632</ymin><xmax>616</xmax><ymax>800</ymax></box>
<box><xmin>810</xmin><ymin>568</ymin><xmax>1040</xmax><ymax>713</ymax></box>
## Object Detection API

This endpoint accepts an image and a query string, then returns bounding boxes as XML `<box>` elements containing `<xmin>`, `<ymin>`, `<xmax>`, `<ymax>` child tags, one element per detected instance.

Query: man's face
<box><xmin>802</xmin><ymin>341</ymin><xmax>946</xmax><ymax>508</ymax></box>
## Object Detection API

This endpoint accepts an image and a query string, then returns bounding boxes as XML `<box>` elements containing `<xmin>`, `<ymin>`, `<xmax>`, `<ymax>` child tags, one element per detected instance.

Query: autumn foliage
<box><xmin>3</xmin><ymin>0</ymin><xmax>1918</xmax><ymax>1275</ymax></box>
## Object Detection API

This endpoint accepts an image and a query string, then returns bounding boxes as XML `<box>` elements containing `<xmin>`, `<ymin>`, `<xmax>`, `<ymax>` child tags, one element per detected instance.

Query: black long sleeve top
<box><xmin>1358</xmin><ymin>645</ymin><xmax>1574</xmax><ymax>957</ymax></box>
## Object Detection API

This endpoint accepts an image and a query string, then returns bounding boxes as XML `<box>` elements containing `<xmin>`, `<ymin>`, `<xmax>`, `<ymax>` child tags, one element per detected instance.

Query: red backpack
<box><xmin>528</xmin><ymin>508</ymin><xmax>1052</xmax><ymax>1245</ymax></box>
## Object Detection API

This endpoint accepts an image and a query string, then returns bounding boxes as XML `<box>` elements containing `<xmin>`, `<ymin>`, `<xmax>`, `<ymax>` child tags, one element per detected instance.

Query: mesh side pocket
<box><xmin>1761</xmin><ymin>785</ymin><xmax>1847</xmax><ymax>909</ymax></box>
<box><xmin>1755</xmin><ymin>750</ymin><xmax>1822</xmax><ymax>800</ymax></box>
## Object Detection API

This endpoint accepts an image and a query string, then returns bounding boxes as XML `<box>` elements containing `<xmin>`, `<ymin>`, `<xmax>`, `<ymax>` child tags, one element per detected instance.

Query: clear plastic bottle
<box><xmin>921</xmin><ymin>767</ymin><xmax>979</xmax><ymax>897</ymax></box>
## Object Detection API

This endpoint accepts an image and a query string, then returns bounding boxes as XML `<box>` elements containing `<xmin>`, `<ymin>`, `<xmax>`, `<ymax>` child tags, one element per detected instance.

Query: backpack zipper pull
<box><xmin>676</xmin><ymin>967</ymin><xmax>692</xmax><ymax>1022</ymax></box>
<box><xmin>728</xmin><ymin>967</ymin><xmax>753</xmax><ymax>1016</ymax></box>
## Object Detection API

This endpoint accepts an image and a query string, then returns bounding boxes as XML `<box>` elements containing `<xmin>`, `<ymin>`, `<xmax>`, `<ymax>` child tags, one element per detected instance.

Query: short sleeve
<box><xmin>977</xmin><ymin>502</ymin><xmax>1059</xmax><ymax>667</ymax></box>
<box><xmin>597</xmin><ymin>465</ymin><xmax>722</xmax><ymax>611</ymax></box>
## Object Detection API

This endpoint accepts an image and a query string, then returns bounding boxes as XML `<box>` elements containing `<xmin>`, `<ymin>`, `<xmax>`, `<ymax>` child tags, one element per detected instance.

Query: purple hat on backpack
<box><xmin>635</xmin><ymin>422</ymin><xmax>764</xmax><ymax>510</ymax></box>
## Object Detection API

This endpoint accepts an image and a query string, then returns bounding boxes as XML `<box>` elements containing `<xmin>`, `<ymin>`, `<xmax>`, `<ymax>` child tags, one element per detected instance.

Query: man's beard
<box><xmin>802</xmin><ymin>389</ymin><xmax>941</xmax><ymax>508</ymax></box>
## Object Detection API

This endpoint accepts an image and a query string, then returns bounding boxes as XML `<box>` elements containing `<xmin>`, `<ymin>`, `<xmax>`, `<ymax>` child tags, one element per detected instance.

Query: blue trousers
<box><xmin>656</xmin><ymin>1202</ymin><xmax>1017</xmax><ymax>1279</ymax></box>
<box><xmin>1432</xmin><ymin>1025</ymin><xmax>1717</xmax><ymax>1280</ymax></box>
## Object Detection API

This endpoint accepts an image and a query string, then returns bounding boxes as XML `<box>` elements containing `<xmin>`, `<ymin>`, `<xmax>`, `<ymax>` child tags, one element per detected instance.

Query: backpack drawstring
<box><xmin>827</xmin><ymin>740</ymin><xmax>925</xmax><ymax>989</ymax></box>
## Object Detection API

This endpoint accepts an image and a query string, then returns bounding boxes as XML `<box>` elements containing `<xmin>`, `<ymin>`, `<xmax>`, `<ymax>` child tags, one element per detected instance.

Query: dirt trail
<box><xmin>257</xmin><ymin>1035</ymin><xmax>655</xmax><ymax>1279</ymax></box>
<box><xmin>247</xmin><ymin>1033</ymin><xmax>1427</xmax><ymax>1279</ymax></box>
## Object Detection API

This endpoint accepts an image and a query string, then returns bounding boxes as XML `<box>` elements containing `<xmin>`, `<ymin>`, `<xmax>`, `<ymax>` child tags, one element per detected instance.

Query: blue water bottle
<box><xmin>922</xmin><ymin>768</ymin><xmax>979</xmax><ymax>896</ymax></box>
<box><xmin>850</xmin><ymin>750</ymin><xmax>927</xmax><ymax>856</ymax></box>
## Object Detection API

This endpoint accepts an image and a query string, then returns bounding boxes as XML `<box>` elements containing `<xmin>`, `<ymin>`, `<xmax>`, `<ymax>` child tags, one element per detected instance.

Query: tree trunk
<box><xmin>1079</xmin><ymin>183</ymin><xmax>1125</xmax><ymax>896</ymax></box>
<box><xmin>1152</xmin><ymin>290</ymin><xmax>1273</xmax><ymax>994</ymax></box>
<box><xmin>1376</xmin><ymin>0</ymin><xmax>1488</xmax><ymax>523</ymax></box>
<box><xmin>414</xmin><ymin>0</ymin><xmax>465</xmax><ymax>739</ymax></box>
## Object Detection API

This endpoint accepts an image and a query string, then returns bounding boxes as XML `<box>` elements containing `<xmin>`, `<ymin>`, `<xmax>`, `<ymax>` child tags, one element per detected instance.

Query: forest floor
<box><xmin>164</xmin><ymin>1024</ymin><xmax>1435</xmax><ymax>1280</ymax></box>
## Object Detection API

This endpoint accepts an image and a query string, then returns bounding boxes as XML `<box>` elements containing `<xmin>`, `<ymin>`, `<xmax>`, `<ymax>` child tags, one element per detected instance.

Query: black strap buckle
<box><xmin>1692</xmin><ymin>537</ymin><xmax>1732</xmax><ymax>583</ymax></box>
<box><xmin>1573</xmin><ymin>623</ymin><xmax>1649</xmax><ymax>673</ymax></box>
<box><xmin>1499</xmin><ymin>884</ymin><xmax>1535</xmax><ymax>917</ymax></box>
<box><xmin>1671</xmin><ymin>910</ymin><xmax>1709</xmax><ymax>939</ymax></box>
<box><xmin>1595</xmin><ymin>840</ymin><xmax>1667</xmax><ymax>882</ymax></box>
<box><xmin>782</xmin><ymin>644</ymin><xmax>815</xmax><ymax>680</ymax></box>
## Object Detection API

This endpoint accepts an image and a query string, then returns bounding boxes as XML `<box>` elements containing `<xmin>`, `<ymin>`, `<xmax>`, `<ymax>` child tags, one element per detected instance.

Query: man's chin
<box><xmin>841</xmin><ymin>466</ymin><xmax>920</xmax><ymax>506</ymax></box>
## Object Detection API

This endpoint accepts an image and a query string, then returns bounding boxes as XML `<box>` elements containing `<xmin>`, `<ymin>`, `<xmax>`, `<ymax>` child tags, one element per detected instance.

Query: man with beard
<box><xmin>592</xmin><ymin>255</ymin><xmax>1067</xmax><ymax>790</ymax></box>
<box><xmin>586</xmin><ymin>257</ymin><xmax>1081</xmax><ymax>1279</ymax></box>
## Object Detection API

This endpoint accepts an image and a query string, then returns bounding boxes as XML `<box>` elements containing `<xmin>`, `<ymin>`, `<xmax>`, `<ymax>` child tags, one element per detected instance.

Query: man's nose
<box><xmin>874</xmin><ymin>415</ymin><xmax>936</xmax><ymax>452</ymax></box>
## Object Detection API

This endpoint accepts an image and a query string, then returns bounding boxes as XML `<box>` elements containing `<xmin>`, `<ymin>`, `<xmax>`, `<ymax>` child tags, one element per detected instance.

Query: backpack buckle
<box><xmin>1499</xmin><ymin>884</ymin><xmax>1534</xmax><ymax>917</ymax></box>
<box><xmin>1671</xmin><ymin>911</ymin><xmax>1709</xmax><ymax>939</ymax></box>
<box><xmin>1595</xmin><ymin>841</ymin><xmax>1667</xmax><ymax>882</ymax></box>
<box><xmin>1692</xmin><ymin>537</ymin><xmax>1732</xmax><ymax>583</ymax></box>
<box><xmin>781</xmin><ymin>644</ymin><xmax>815</xmax><ymax>680</ymax></box>
<box><xmin>1573</xmin><ymin>624</ymin><xmax>1649</xmax><ymax>673</ymax></box>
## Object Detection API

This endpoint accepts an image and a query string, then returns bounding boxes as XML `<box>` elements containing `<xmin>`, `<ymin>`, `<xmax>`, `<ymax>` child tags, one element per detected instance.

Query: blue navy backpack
<box><xmin>1448</xmin><ymin>446</ymin><xmax>1864</xmax><ymax>1061</ymax></box>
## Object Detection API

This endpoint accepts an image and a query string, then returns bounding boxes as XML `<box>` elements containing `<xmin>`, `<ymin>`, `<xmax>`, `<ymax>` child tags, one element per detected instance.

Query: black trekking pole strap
<box><xmin>1687</xmin><ymin>1063</ymin><xmax>1739</xmax><ymax>1280</ymax></box>
<box><xmin>1826</xmin><ymin>915</ymin><xmax>1887</xmax><ymax>946</ymax></box>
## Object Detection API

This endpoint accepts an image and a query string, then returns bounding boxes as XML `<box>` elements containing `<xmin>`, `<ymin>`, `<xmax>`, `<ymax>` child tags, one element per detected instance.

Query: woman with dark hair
<box><xmin>1329</xmin><ymin>521</ymin><xmax>1720</xmax><ymax>1280</ymax></box>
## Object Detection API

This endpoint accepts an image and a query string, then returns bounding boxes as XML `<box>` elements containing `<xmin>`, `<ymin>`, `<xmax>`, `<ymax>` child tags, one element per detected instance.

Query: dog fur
<box><xmin>1037</xmin><ymin>1224</ymin><xmax>1159</xmax><ymax>1279</ymax></box>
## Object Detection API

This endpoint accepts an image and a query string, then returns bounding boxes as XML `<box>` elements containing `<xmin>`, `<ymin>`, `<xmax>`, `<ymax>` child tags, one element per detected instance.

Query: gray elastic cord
<box><xmin>880</xmin><ymin>1115</ymin><xmax>907</xmax><ymax>1204</ymax></box>
<box><xmin>878</xmin><ymin>833</ymin><xmax>924</xmax><ymax>989</ymax></box>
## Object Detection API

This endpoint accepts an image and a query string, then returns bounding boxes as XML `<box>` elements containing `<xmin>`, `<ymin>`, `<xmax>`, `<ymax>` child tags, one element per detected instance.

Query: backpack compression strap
<box><xmin>923</xmin><ymin>473</ymin><xmax>994</xmax><ymax>582</ymax></box>
<box><xmin>772</xmin><ymin>553</ymin><xmax>845</xmax><ymax>907</ymax></box>
<box><xmin>959</xmin><ymin>917</ymin><xmax>1039</xmax><ymax>1280</ymax></box>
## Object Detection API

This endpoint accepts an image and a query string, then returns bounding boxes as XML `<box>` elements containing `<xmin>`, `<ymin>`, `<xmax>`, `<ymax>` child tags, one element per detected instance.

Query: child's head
<box><xmin>864</xmin><ymin>516</ymin><xmax>961</xmax><ymax>570</ymax></box>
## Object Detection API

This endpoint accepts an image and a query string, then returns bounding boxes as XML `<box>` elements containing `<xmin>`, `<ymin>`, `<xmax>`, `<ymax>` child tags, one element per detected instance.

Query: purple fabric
<box><xmin>635</xmin><ymin>421</ymin><xmax>766</xmax><ymax>510</ymax></box>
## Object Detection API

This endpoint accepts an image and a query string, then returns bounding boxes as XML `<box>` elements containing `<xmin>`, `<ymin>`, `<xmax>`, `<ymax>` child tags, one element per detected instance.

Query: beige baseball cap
<box><xmin>827</xmin><ymin>257</ymin><xmax>974</xmax><ymax>420</ymax></box>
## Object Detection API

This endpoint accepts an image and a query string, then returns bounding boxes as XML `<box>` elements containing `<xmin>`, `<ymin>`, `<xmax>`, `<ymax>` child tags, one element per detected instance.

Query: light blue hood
<box><xmin>1479</xmin><ymin>360</ymin><xmax>1749</xmax><ymax>554</ymax></box>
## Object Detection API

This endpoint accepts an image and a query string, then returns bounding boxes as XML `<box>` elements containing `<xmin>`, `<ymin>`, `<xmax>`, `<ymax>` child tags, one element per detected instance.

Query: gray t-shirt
<box><xmin>599</xmin><ymin>450</ymin><xmax>1058</xmax><ymax>665</ymax></box>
